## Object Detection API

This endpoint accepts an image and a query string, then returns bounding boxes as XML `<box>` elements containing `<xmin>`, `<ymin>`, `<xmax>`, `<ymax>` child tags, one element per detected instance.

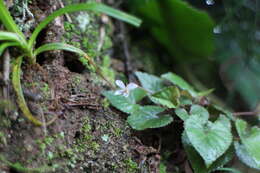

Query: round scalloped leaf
<box><xmin>235</xmin><ymin>119</ymin><xmax>260</xmax><ymax>168</ymax></box>
<box><xmin>127</xmin><ymin>106</ymin><xmax>173</xmax><ymax>130</ymax></box>
<box><xmin>185</xmin><ymin>114</ymin><xmax>232</xmax><ymax>167</ymax></box>
<box><xmin>150</xmin><ymin>86</ymin><xmax>180</xmax><ymax>108</ymax></box>
<box><xmin>182</xmin><ymin>132</ymin><xmax>234</xmax><ymax>173</ymax></box>
<box><xmin>161</xmin><ymin>72</ymin><xmax>197</xmax><ymax>97</ymax></box>
<box><xmin>102</xmin><ymin>91</ymin><xmax>140</xmax><ymax>114</ymax></box>
<box><xmin>234</xmin><ymin>142</ymin><xmax>260</xmax><ymax>170</ymax></box>
<box><xmin>175</xmin><ymin>108</ymin><xmax>189</xmax><ymax>121</ymax></box>
<box><xmin>190</xmin><ymin>105</ymin><xmax>209</xmax><ymax>122</ymax></box>
<box><xmin>135</xmin><ymin>71</ymin><xmax>164</xmax><ymax>93</ymax></box>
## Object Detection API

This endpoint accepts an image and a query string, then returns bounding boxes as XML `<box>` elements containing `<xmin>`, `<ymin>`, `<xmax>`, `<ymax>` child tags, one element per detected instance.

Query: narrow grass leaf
<box><xmin>34</xmin><ymin>42</ymin><xmax>85</xmax><ymax>56</ymax></box>
<box><xmin>0</xmin><ymin>31</ymin><xmax>25</xmax><ymax>43</ymax></box>
<box><xmin>12</xmin><ymin>56</ymin><xmax>43</xmax><ymax>126</ymax></box>
<box><xmin>29</xmin><ymin>3</ymin><xmax>141</xmax><ymax>48</ymax></box>
<box><xmin>0</xmin><ymin>0</ymin><xmax>25</xmax><ymax>38</ymax></box>
<box><xmin>0</xmin><ymin>42</ymin><xmax>19</xmax><ymax>56</ymax></box>
<box><xmin>12</xmin><ymin>56</ymin><xmax>56</xmax><ymax>126</ymax></box>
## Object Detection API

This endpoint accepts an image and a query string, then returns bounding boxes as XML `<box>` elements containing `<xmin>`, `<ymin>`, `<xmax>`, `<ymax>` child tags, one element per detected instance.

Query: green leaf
<box><xmin>127</xmin><ymin>106</ymin><xmax>173</xmax><ymax>130</ymax></box>
<box><xmin>130</xmin><ymin>0</ymin><xmax>215</xmax><ymax>59</ymax></box>
<box><xmin>190</xmin><ymin>105</ymin><xmax>209</xmax><ymax>122</ymax></box>
<box><xmin>135</xmin><ymin>71</ymin><xmax>164</xmax><ymax>93</ymax></box>
<box><xmin>12</xmin><ymin>56</ymin><xmax>56</xmax><ymax>126</ymax></box>
<box><xmin>215</xmin><ymin>167</ymin><xmax>242</xmax><ymax>173</ymax></box>
<box><xmin>182</xmin><ymin>132</ymin><xmax>234</xmax><ymax>173</ymax></box>
<box><xmin>185</xmin><ymin>114</ymin><xmax>232</xmax><ymax>167</ymax></box>
<box><xmin>197</xmin><ymin>88</ymin><xmax>215</xmax><ymax>97</ymax></box>
<box><xmin>159</xmin><ymin>0</ymin><xmax>215</xmax><ymax>58</ymax></box>
<box><xmin>12</xmin><ymin>56</ymin><xmax>43</xmax><ymax>126</ymax></box>
<box><xmin>161</xmin><ymin>72</ymin><xmax>197</xmax><ymax>97</ymax></box>
<box><xmin>150</xmin><ymin>86</ymin><xmax>180</xmax><ymax>108</ymax></box>
<box><xmin>0</xmin><ymin>31</ymin><xmax>25</xmax><ymax>44</ymax></box>
<box><xmin>159</xmin><ymin>163</ymin><xmax>167</xmax><ymax>173</ymax></box>
<box><xmin>29</xmin><ymin>2</ymin><xmax>141</xmax><ymax>48</ymax></box>
<box><xmin>102</xmin><ymin>91</ymin><xmax>140</xmax><ymax>114</ymax></box>
<box><xmin>175</xmin><ymin>108</ymin><xmax>189</xmax><ymax>121</ymax></box>
<box><xmin>0</xmin><ymin>1</ymin><xmax>25</xmax><ymax>38</ymax></box>
<box><xmin>175</xmin><ymin>105</ymin><xmax>208</xmax><ymax>122</ymax></box>
<box><xmin>128</xmin><ymin>88</ymin><xmax>147</xmax><ymax>103</ymax></box>
<box><xmin>34</xmin><ymin>42</ymin><xmax>86</xmax><ymax>56</ymax></box>
<box><xmin>0</xmin><ymin>42</ymin><xmax>19</xmax><ymax>56</ymax></box>
<box><xmin>234</xmin><ymin>142</ymin><xmax>260</xmax><ymax>170</ymax></box>
<box><xmin>235</xmin><ymin>119</ymin><xmax>260</xmax><ymax>168</ymax></box>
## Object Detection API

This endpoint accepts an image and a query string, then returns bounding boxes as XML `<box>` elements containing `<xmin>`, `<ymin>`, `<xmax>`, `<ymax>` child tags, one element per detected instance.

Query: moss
<box><xmin>0</xmin><ymin>132</ymin><xmax>7</xmax><ymax>145</ymax></box>
<box><xmin>72</xmin><ymin>74</ymin><xmax>82</xmax><ymax>86</ymax></box>
<box><xmin>101</xmin><ymin>98</ymin><xmax>110</xmax><ymax>108</ymax></box>
<box><xmin>124</xmin><ymin>158</ymin><xmax>139</xmax><ymax>173</ymax></box>
<box><xmin>101</xmin><ymin>55</ymin><xmax>115</xmax><ymax>83</ymax></box>
<box><xmin>113</xmin><ymin>127</ymin><xmax>123</xmax><ymax>137</ymax></box>
<box><xmin>40</xmin><ymin>82</ymin><xmax>50</xmax><ymax>99</ymax></box>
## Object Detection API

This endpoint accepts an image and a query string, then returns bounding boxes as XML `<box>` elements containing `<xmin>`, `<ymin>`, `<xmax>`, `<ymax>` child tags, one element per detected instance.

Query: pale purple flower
<box><xmin>114</xmin><ymin>80</ymin><xmax>138</xmax><ymax>97</ymax></box>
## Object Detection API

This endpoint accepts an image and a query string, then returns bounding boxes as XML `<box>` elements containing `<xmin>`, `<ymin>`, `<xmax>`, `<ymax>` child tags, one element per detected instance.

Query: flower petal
<box><xmin>122</xmin><ymin>92</ymin><xmax>129</xmax><ymax>97</ymax></box>
<box><xmin>126</xmin><ymin>83</ymin><xmax>138</xmax><ymax>91</ymax></box>
<box><xmin>115</xmin><ymin>80</ymin><xmax>125</xmax><ymax>89</ymax></box>
<box><xmin>114</xmin><ymin>90</ymin><xmax>124</xmax><ymax>95</ymax></box>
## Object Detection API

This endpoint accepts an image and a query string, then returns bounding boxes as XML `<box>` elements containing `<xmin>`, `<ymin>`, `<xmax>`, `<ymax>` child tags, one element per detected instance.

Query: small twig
<box><xmin>57</xmin><ymin>0</ymin><xmax>72</xmax><ymax>23</ymax></box>
<box><xmin>97</xmin><ymin>25</ymin><xmax>106</xmax><ymax>52</ymax></box>
<box><xmin>233</xmin><ymin>111</ymin><xmax>258</xmax><ymax>116</ymax></box>
<box><xmin>119</xmin><ymin>22</ymin><xmax>134</xmax><ymax>82</ymax></box>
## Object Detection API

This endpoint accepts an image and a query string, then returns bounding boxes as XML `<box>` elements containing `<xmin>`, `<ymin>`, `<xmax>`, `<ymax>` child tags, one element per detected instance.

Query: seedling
<box><xmin>0</xmin><ymin>0</ymin><xmax>141</xmax><ymax>126</ymax></box>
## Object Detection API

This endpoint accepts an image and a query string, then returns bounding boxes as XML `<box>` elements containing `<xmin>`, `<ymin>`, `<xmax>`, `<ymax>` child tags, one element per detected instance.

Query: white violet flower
<box><xmin>114</xmin><ymin>80</ymin><xmax>138</xmax><ymax>97</ymax></box>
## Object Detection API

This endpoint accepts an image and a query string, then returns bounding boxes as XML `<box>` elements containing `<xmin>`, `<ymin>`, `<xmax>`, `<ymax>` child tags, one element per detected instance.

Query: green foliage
<box><xmin>234</xmin><ymin>142</ymin><xmax>260</xmax><ymax>170</ymax></box>
<box><xmin>235</xmin><ymin>119</ymin><xmax>260</xmax><ymax>168</ymax></box>
<box><xmin>127</xmin><ymin>106</ymin><xmax>173</xmax><ymax>130</ymax></box>
<box><xmin>104</xmin><ymin>71</ymin><xmax>260</xmax><ymax>172</ymax></box>
<box><xmin>182</xmin><ymin>132</ymin><xmax>234</xmax><ymax>173</ymax></box>
<box><xmin>28</xmin><ymin>2</ymin><xmax>141</xmax><ymax>49</ymax></box>
<box><xmin>135</xmin><ymin>71</ymin><xmax>164</xmax><ymax>93</ymax></box>
<box><xmin>162</xmin><ymin>72</ymin><xmax>197</xmax><ymax>97</ymax></box>
<box><xmin>102</xmin><ymin>91</ymin><xmax>141</xmax><ymax>114</ymax></box>
<box><xmin>130</xmin><ymin>0</ymin><xmax>215</xmax><ymax>60</ymax></box>
<box><xmin>185</xmin><ymin>114</ymin><xmax>232</xmax><ymax>167</ymax></box>
<box><xmin>150</xmin><ymin>86</ymin><xmax>180</xmax><ymax>108</ymax></box>
<box><xmin>0</xmin><ymin>0</ymin><xmax>140</xmax><ymax>126</ymax></box>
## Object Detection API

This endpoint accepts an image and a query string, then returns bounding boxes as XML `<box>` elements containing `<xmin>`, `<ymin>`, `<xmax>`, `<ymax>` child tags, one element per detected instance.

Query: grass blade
<box><xmin>0</xmin><ymin>0</ymin><xmax>25</xmax><ymax>39</ymax></box>
<box><xmin>34</xmin><ymin>42</ymin><xmax>85</xmax><ymax>56</ymax></box>
<box><xmin>12</xmin><ymin>56</ymin><xmax>57</xmax><ymax>126</ymax></box>
<box><xmin>29</xmin><ymin>2</ymin><xmax>141</xmax><ymax>48</ymax></box>
<box><xmin>0</xmin><ymin>42</ymin><xmax>20</xmax><ymax>56</ymax></box>
<box><xmin>34</xmin><ymin>42</ymin><xmax>114</xmax><ymax>87</ymax></box>
<box><xmin>0</xmin><ymin>31</ymin><xmax>25</xmax><ymax>43</ymax></box>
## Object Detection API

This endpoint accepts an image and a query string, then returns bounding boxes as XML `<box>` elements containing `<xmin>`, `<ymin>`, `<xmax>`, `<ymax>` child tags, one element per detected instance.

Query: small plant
<box><xmin>0</xmin><ymin>0</ymin><xmax>141</xmax><ymax>126</ymax></box>
<box><xmin>103</xmin><ymin>71</ymin><xmax>260</xmax><ymax>172</ymax></box>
